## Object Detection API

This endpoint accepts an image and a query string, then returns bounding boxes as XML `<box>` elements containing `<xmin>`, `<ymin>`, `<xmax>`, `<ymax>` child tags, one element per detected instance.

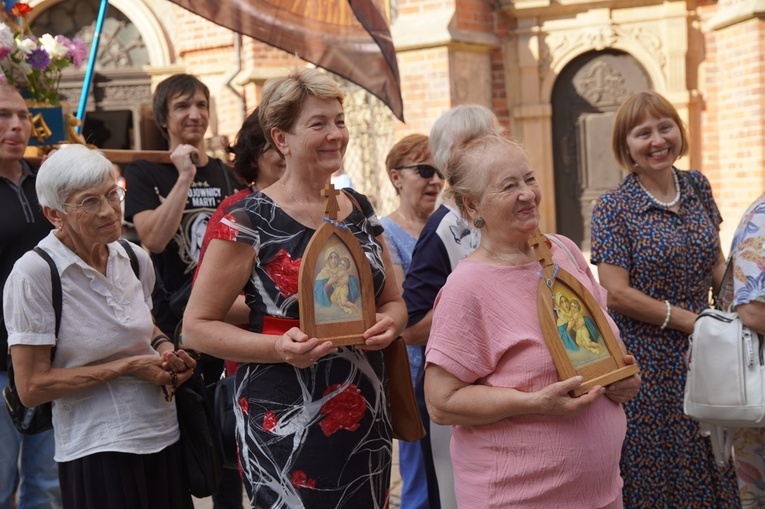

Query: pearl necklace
<box><xmin>637</xmin><ymin>169</ymin><xmax>681</xmax><ymax>209</ymax></box>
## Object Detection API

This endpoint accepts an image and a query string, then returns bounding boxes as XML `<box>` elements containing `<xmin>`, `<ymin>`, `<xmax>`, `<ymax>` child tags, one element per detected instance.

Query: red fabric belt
<box><xmin>261</xmin><ymin>315</ymin><xmax>300</xmax><ymax>336</ymax></box>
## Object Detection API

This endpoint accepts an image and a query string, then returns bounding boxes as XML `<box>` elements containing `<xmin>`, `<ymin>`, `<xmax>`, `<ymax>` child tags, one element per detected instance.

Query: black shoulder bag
<box><xmin>172</xmin><ymin>322</ymin><xmax>224</xmax><ymax>497</ymax></box>
<box><xmin>3</xmin><ymin>240</ymin><xmax>139</xmax><ymax>435</ymax></box>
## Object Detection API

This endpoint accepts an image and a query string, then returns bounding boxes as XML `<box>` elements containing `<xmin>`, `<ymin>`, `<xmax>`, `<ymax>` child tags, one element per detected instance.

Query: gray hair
<box><xmin>429</xmin><ymin>104</ymin><xmax>502</xmax><ymax>175</ymax></box>
<box><xmin>36</xmin><ymin>145</ymin><xmax>114</xmax><ymax>213</ymax></box>
<box><xmin>446</xmin><ymin>134</ymin><xmax>528</xmax><ymax>221</ymax></box>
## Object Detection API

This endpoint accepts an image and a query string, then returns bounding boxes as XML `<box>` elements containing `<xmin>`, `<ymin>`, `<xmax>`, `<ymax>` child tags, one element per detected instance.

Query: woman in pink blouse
<box><xmin>424</xmin><ymin>134</ymin><xmax>640</xmax><ymax>508</ymax></box>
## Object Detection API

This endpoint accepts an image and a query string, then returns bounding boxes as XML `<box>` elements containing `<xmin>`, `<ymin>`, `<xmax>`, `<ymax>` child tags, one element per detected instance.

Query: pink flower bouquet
<box><xmin>0</xmin><ymin>2</ymin><xmax>86</xmax><ymax>106</ymax></box>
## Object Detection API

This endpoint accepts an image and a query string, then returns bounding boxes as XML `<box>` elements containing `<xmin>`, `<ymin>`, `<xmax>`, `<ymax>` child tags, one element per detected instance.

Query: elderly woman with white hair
<box><xmin>401</xmin><ymin>104</ymin><xmax>502</xmax><ymax>508</ymax></box>
<box><xmin>3</xmin><ymin>145</ymin><xmax>196</xmax><ymax>509</ymax></box>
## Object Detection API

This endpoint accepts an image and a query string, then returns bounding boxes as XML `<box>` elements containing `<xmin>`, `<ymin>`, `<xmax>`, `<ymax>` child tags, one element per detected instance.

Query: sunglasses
<box><xmin>396</xmin><ymin>164</ymin><xmax>443</xmax><ymax>180</ymax></box>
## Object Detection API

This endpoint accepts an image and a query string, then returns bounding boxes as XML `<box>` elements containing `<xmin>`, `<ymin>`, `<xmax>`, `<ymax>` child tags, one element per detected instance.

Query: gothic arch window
<box><xmin>30</xmin><ymin>0</ymin><xmax>157</xmax><ymax>149</ymax></box>
<box><xmin>31</xmin><ymin>0</ymin><xmax>149</xmax><ymax>69</ymax></box>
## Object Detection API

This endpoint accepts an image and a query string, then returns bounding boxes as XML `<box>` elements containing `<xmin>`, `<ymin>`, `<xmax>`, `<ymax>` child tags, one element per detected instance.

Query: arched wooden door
<box><xmin>552</xmin><ymin>50</ymin><xmax>651</xmax><ymax>251</ymax></box>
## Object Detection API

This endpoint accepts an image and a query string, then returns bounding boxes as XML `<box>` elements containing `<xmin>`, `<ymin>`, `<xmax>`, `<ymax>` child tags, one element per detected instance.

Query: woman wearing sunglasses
<box><xmin>380</xmin><ymin>134</ymin><xmax>444</xmax><ymax>509</ymax></box>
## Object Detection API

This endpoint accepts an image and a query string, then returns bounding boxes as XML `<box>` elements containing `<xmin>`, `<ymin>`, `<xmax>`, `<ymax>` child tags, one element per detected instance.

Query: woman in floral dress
<box><xmin>183</xmin><ymin>68</ymin><xmax>407</xmax><ymax>508</ymax></box>
<box><xmin>590</xmin><ymin>90</ymin><xmax>740</xmax><ymax>507</ymax></box>
<box><xmin>725</xmin><ymin>193</ymin><xmax>765</xmax><ymax>507</ymax></box>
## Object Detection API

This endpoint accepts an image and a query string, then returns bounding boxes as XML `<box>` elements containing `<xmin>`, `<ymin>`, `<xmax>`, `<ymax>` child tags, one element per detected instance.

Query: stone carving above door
<box><xmin>541</xmin><ymin>25</ymin><xmax>665</xmax><ymax>82</ymax></box>
<box><xmin>573</xmin><ymin>61</ymin><xmax>630</xmax><ymax>106</ymax></box>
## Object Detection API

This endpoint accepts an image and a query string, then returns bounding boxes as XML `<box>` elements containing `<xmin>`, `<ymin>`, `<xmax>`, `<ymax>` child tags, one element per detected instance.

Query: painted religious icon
<box><xmin>298</xmin><ymin>183</ymin><xmax>376</xmax><ymax>346</ymax></box>
<box><xmin>553</xmin><ymin>286</ymin><xmax>609</xmax><ymax>369</ymax></box>
<box><xmin>530</xmin><ymin>229</ymin><xmax>639</xmax><ymax>397</ymax></box>
<box><xmin>313</xmin><ymin>240</ymin><xmax>363</xmax><ymax>324</ymax></box>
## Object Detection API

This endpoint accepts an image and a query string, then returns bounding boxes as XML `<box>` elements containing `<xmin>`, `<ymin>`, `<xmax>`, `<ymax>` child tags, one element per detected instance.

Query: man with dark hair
<box><xmin>0</xmin><ymin>84</ymin><xmax>61</xmax><ymax>509</ymax></box>
<box><xmin>124</xmin><ymin>74</ymin><xmax>236</xmax><ymax>337</ymax></box>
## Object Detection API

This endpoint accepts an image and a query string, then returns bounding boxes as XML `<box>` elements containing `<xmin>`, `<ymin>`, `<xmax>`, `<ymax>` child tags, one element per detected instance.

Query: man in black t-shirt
<box><xmin>0</xmin><ymin>84</ymin><xmax>61</xmax><ymax>508</ymax></box>
<box><xmin>125</xmin><ymin>74</ymin><xmax>235</xmax><ymax>337</ymax></box>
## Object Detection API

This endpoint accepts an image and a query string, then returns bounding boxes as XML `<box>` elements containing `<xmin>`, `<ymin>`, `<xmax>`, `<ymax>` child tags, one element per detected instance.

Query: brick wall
<box><xmin>699</xmin><ymin>11</ymin><xmax>765</xmax><ymax>248</ymax></box>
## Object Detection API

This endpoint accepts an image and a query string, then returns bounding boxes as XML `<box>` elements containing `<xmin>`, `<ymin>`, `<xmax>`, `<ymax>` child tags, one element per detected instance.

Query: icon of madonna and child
<box><xmin>312</xmin><ymin>245</ymin><xmax>363</xmax><ymax>324</ymax></box>
<box><xmin>553</xmin><ymin>288</ymin><xmax>609</xmax><ymax>368</ymax></box>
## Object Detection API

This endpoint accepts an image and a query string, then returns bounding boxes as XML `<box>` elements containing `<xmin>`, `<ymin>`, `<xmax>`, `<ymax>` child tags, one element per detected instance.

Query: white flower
<box><xmin>16</xmin><ymin>36</ymin><xmax>36</xmax><ymax>55</ymax></box>
<box><xmin>2</xmin><ymin>60</ymin><xmax>31</xmax><ymax>86</ymax></box>
<box><xmin>0</xmin><ymin>23</ymin><xmax>13</xmax><ymax>50</ymax></box>
<box><xmin>39</xmin><ymin>33</ymin><xmax>69</xmax><ymax>60</ymax></box>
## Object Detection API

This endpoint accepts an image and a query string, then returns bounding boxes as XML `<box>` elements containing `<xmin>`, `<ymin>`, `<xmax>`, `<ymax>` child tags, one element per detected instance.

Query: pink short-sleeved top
<box><xmin>427</xmin><ymin>235</ymin><xmax>626</xmax><ymax>509</ymax></box>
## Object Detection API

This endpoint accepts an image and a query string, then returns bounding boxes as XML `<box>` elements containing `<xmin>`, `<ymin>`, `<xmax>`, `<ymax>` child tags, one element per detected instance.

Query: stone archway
<box><xmin>551</xmin><ymin>50</ymin><xmax>651</xmax><ymax>250</ymax></box>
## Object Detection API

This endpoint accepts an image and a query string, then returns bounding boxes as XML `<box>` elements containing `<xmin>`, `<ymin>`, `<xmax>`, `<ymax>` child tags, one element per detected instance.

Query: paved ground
<box><xmin>193</xmin><ymin>440</ymin><xmax>402</xmax><ymax>509</ymax></box>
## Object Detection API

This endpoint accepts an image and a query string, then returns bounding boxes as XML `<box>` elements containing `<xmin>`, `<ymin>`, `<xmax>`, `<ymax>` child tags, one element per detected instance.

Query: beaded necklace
<box><xmin>637</xmin><ymin>169</ymin><xmax>681</xmax><ymax>209</ymax></box>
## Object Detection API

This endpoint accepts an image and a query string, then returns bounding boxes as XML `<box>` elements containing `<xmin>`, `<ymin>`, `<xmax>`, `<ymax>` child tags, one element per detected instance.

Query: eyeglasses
<box><xmin>395</xmin><ymin>164</ymin><xmax>443</xmax><ymax>180</ymax></box>
<box><xmin>64</xmin><ymin>187</ymin><xmax>126</xmax><ymax>214</ymax></box>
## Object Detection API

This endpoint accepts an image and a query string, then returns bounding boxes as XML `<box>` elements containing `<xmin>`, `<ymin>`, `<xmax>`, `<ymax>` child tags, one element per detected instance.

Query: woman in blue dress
<box><xmin>381</xmin><ymin>134</ymin><xmax>444</xmax><ymax>509</ymax></box>
<box><xmin>590</xmin><ymin>90</ymin><xmax>739</xmax><ymax>507</ymax></box>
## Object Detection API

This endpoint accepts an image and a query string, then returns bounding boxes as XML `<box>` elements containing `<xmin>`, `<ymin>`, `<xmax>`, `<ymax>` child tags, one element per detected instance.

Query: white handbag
<box><xmin>684</xmin><ymin>304</ymin><xmax>765</xmax><ymax>466</ymax></box>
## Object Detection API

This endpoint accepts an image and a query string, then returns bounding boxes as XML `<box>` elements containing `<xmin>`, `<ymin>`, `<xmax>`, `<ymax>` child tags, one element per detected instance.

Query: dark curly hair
<box><xmin>226</xmin><ymin>107</ymin><xmax>272</xmax><ymax>185</ymax></box>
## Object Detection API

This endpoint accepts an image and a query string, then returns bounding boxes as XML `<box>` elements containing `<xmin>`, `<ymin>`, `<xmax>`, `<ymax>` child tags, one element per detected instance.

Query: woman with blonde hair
<box><xmin>183</xmin><ymin>68</ymin><xmax>406</xmax><ymax>508</ymax></box>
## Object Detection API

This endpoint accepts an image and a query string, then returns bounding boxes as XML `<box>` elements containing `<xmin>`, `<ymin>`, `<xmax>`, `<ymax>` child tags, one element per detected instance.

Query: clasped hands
<box><xmin>276</xmin><ymin>313</ymin><xmax>397</xmax><ymax>369</ymax></box>
<box><xmin>158</xmin><ymin>349</ymin><xmax>197</xmax><ymax>401</ymax></box>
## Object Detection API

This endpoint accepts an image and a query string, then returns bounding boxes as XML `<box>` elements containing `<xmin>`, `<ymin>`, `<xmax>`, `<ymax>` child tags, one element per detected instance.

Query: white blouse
<box><xmin>3</xmin><ymin>232</ymin><xmax>179</xmax><ymax>462</ymax></box>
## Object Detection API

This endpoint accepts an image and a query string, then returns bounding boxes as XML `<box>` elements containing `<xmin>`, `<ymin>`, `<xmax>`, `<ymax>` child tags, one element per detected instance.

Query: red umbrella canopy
<box><xmin>169</xmin><ymin>0</ymin><xmax>404</xmax><ymax>122</ymax></box>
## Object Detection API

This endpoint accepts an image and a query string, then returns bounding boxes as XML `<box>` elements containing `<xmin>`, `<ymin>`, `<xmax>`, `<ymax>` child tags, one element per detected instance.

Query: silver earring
<box><xmin>473</xmin><ymin>217</ymin><xmax>485</xmax><ymax>229</ymax></box>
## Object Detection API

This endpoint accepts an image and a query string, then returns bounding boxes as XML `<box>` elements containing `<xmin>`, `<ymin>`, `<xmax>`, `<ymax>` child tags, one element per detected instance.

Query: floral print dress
<box><xmin>212</xmin><ymin>190</ymin><xmax>392</xmax><ymax>509</ymax></box>
<box><xmin>590</xmin><ymin>169</ymin><xmax>740</xmax><ymax>508</ymax></box>
<box><xmin>724</xmin><ymin>193</ymin><xmax>765</xmax><ymax>507</ymax></box>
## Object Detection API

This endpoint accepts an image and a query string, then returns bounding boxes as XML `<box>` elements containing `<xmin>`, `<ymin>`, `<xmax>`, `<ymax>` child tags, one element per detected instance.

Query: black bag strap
<box><xmin>118</xmin><ymin>239</ymin><xmax>140</xmax><ymax>279</ymax></box>
<box><xmin>30</xmin><ymin>241</ymin><xmax>139</xmax><ymax>340</ymax></box>
<box><xmin>32</xmin><ymin>247</ymin><xmax>61</xmax><ymax>340</ymax></box>
<box><xmin>682</xmin><ymin>170</ymin><xmax>713</xmax><ymax>224</ymax></box>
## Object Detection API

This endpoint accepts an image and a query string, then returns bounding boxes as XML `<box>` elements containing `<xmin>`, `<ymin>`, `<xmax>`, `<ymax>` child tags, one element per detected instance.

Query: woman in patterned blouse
<box><xmin>724</xmin><ymin>193</ymin><xmax>765</xmax><ymax>506</ymax></box>
<box><xmin>590</xmin><ymin>90</ymin><xmax>740</xmax><ymax>507</ymax></box>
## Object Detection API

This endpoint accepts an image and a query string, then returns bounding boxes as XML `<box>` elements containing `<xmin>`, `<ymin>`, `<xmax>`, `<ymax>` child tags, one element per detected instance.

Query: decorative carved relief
<box><xmin>541</xmin><ymin>25</ymin><xmax>665</xmax><ymax>80</ymax></box>
<box><xmin>573</xmin><ymin>61</ymin><xmax>629</xmax><ymax>105</ymax></box>
<box><xmin>100</xmin><ymin>85</ymin><xmax>153</xmax><ymax>103</ymax></box>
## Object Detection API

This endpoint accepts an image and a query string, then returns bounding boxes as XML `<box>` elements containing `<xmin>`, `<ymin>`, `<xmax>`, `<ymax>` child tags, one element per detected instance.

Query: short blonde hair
<box><xmin>612</xmin><ymin>90</ymin><xmax>689</xmax><ymax>171</ymax></box>
<box><xmin>258</xmin><ymin>68</ymin><xmax>344</xmax><ymax>150</ymax></box>
<box><xmin>446</xmin><ymin>134</ymin><xmax>527</xmax><ymax>221</ymax></box>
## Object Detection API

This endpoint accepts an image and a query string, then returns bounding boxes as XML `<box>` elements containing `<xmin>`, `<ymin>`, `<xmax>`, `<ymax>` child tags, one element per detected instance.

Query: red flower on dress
<box><xmin>238</xmin><ymin>396</ymin><xmax>249</xmax><ymax>414</ymax></box>
<box><xmin>319</xmin><ymin>383</ymin><xmax>366</xmax><ymax>437</ymax></box>
<box><xmin>291</xmin><ymin>470</ymin><xmax>317</xmax><ymax>490</ymax></box>
<box><xmin>212</xmin><ymin>214</ymin><xmax>239</xmax><ymax>242</ymax></box>
<box><xmin>262</xmin><ymin>249</ymin><xmax>301</xmax><ymax>297</ymax></box>
<box><xmin>263</xmin><ymin>410</ymin><xmax>277</xmax><ymax>432</ymax></box>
